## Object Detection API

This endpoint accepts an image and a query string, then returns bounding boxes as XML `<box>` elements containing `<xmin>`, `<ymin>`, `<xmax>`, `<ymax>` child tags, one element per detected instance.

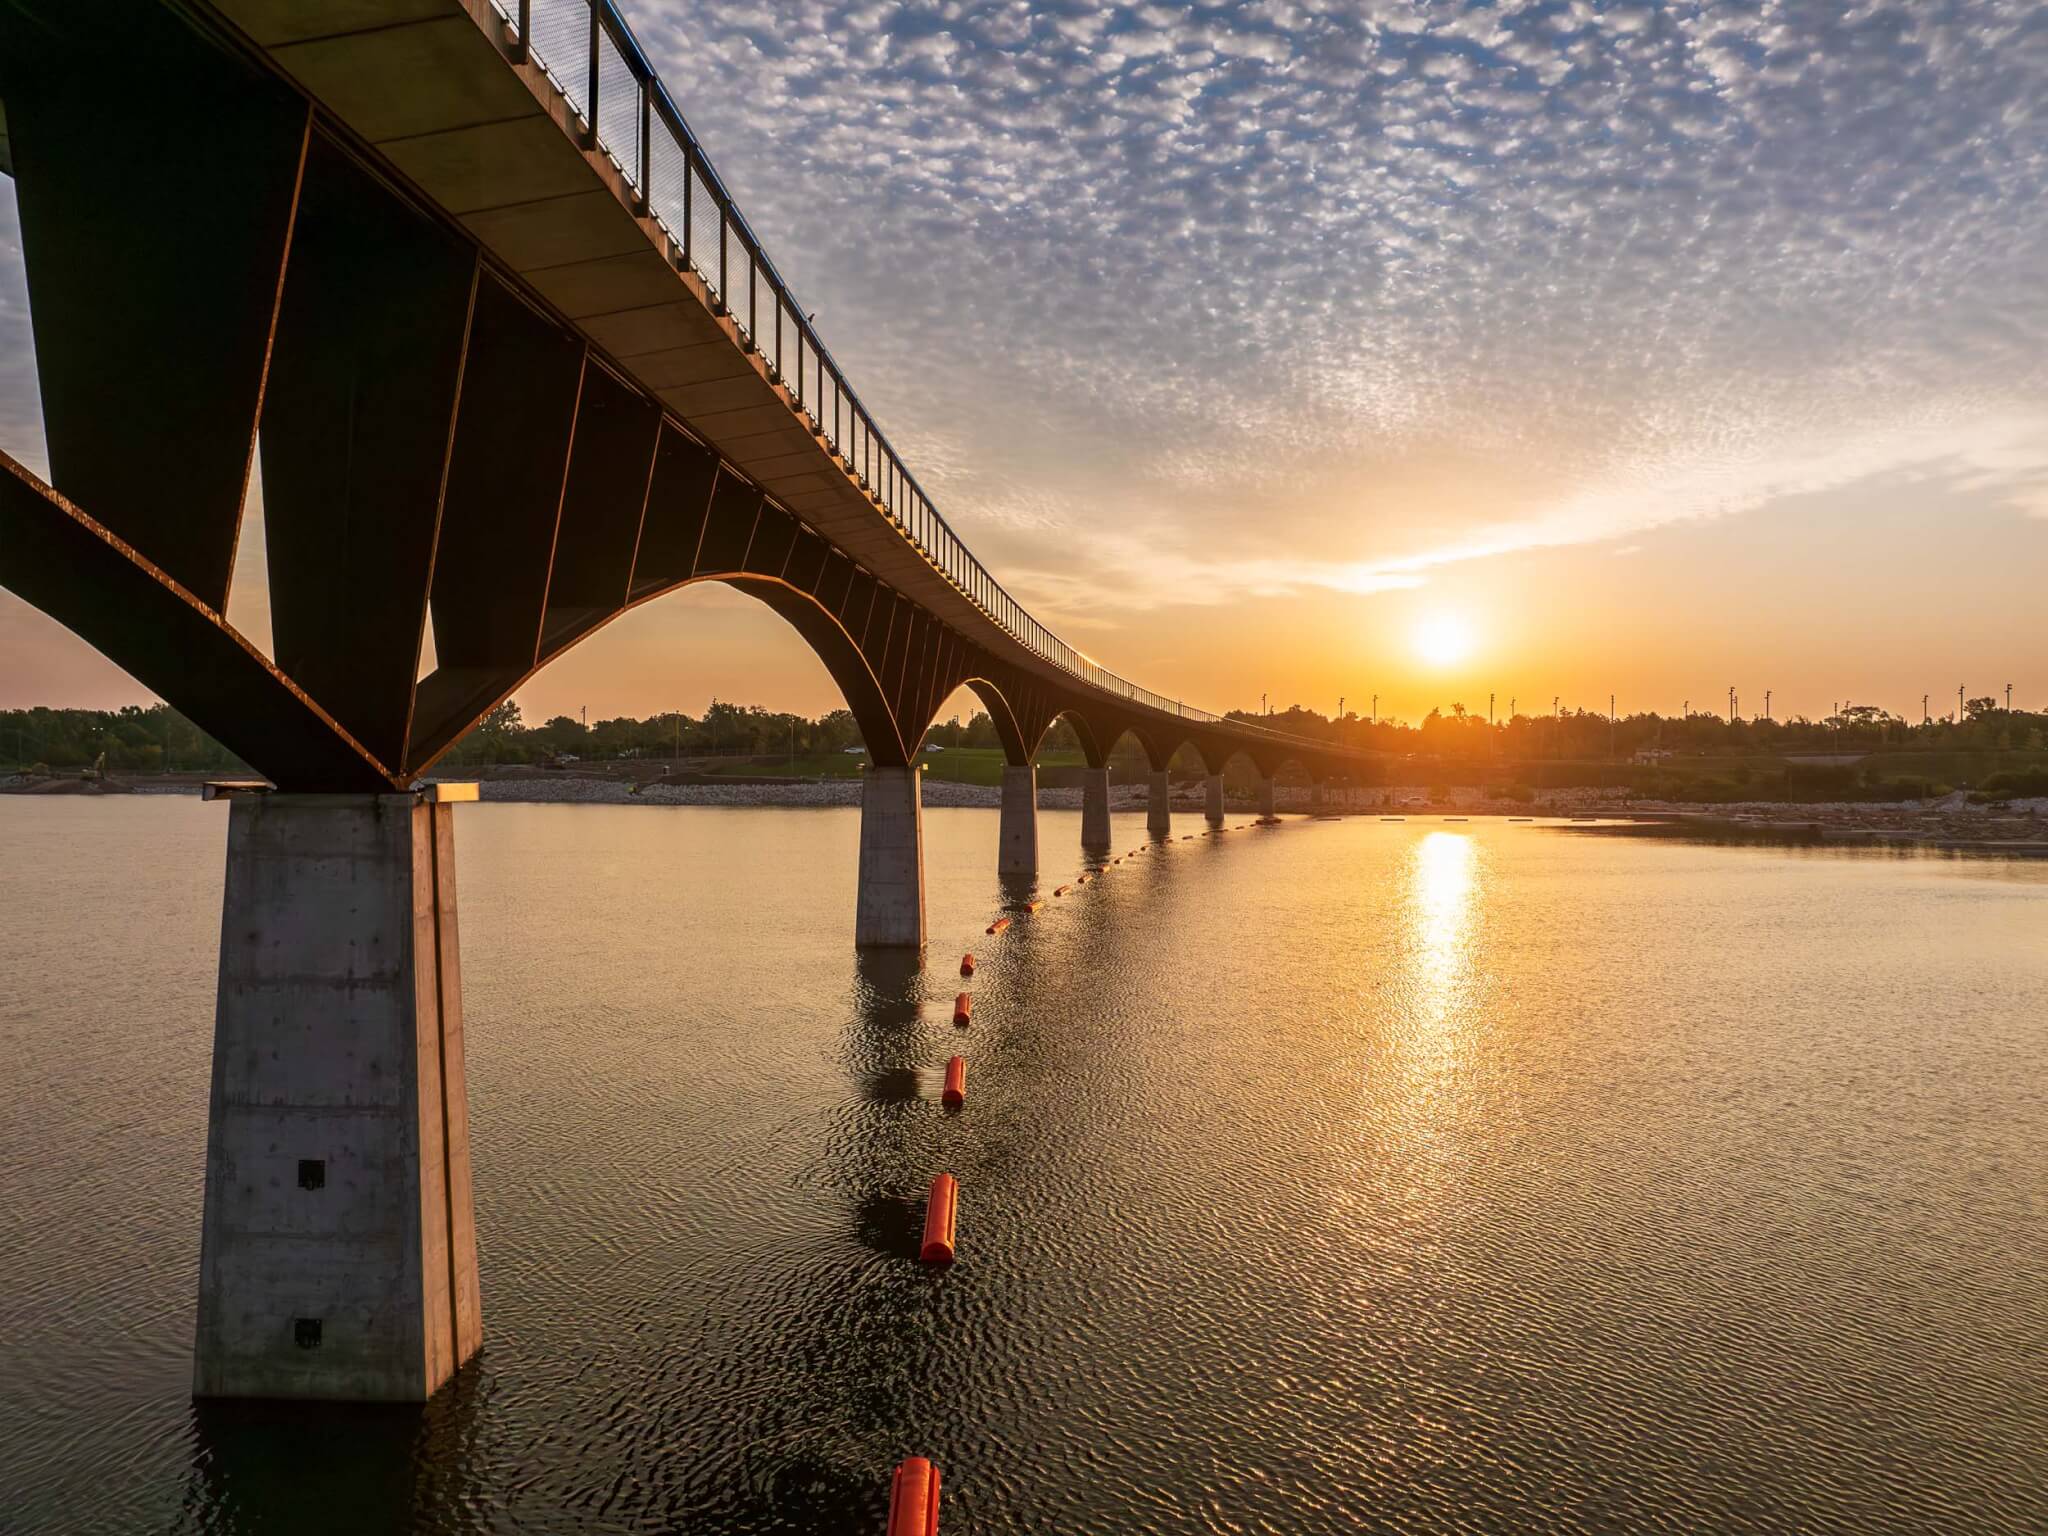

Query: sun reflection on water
<box><xmin>1411</xmin><ymin>831</ymin><xmax>1478</xmax><ymax>1026</ymax></box>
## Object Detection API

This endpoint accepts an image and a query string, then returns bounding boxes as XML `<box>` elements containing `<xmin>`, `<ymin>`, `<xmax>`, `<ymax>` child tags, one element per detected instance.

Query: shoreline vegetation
<box><xmin>6</xmin><ymin>696</ymin><xmax>2045</xmax><ymax>853</ymax></box>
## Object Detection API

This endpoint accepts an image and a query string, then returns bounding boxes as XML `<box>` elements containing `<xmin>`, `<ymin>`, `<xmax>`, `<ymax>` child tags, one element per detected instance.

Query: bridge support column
<box><xmin>1148</xmin><ymin>771</ymin><xmax>1172</xmax><ymax>835</ymax></box>
<box><xmin>1311</xmin><ymin>779</ymin><xmax>1325</xmax><ymax>810</ymax></box>
<box><xmin>1258</xmin><ymin>775</ymin><xmax>1276</xmax><ymax>820</ymax></box>
<box><xmin>1080</xmin><ymin>767</ymin><xmax>1112</xmax><ymax>850</ymax></box>
<box><xmin>856</xmin><ymin>766</ymin><xmax>925</xmax><ymax>949</ymax></box>
<box><xmin>998</xmin><ymin>765</ymin><xmax>1038</xmax><ymax>876</ymax></box>
<box><xmin>195</xmin><ymin>791</ymin><xmax>480</xmax><ymax>1402</ymax></box>
<box><xmin>1205</xmin><ymin>773</ymin><xmax>1225</xmax><ymax>826</ymax></box>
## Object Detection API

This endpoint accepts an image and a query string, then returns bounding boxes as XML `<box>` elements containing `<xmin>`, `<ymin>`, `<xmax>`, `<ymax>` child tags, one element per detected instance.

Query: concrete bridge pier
<box><xmin>1080</xmin><ymin>767</ymin><xmax>1112</xmax><ymax>850</ymax></box>
<box><xmin>1147</xmin><ymin>771</ymin><xmax>1172</xmax><ymax>835</ymax></box>
<box><xmin>998</xmin><ymin>765</ymin><xmax>1038</xmax><ymax>876</ymax></box>
<box><xmin>195</xmin><ymin>788</ymin><xmax>481</xmax><ymax>1402</ymax></box>
<box><xmin>857</xmin><ymin>766</ymin><xmax>926</xmax><ymax>948</ymax></box>
<box><xmin>1311</xmin><ymin>780</ymin><xmax>1325</xmax><ymax>810</ymax></box>
<box><xmin>1258</xmin><ymin>776</ymin><xmax>1277</xmax><ymax>820</ymax></box>
<box><xmin>1205</xmin><ymin>773</ymin><xmax>1226</xmax><ymax>825</ymax></box>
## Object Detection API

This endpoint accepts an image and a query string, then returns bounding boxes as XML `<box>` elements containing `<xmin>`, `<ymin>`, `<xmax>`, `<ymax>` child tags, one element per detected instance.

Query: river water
<box><xmin>1</xmin><ymin>798</ymin><xmax>2043</xmax><ymax>1533</ymax></box>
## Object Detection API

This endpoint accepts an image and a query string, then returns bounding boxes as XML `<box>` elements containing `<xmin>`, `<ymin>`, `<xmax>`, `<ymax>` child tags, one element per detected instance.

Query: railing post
<box><xmin>681</xmin><ymin>140</ymin><xmax>693</xmax><ymax>266</ymax></box>
<box><xmin>585</xmin><ymin>3</ymin><xmax>600</xmax><ymax>150</ymax></box>
<box><xmin>637</xmin><ymin>79</ymin><xmax>651</xmax><ymax>212</ymax></box>
<box><xmin>514</xmin><ymin>0</ymin><xmax>530</xmax><ymax>61</ymax></box>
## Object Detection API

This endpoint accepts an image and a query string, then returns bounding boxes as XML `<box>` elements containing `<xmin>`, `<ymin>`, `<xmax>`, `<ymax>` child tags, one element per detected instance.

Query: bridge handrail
<box><xmin>495</xmin><ymin>0</ymin><xmax>1337</xmax><ymax>751</ymax></box>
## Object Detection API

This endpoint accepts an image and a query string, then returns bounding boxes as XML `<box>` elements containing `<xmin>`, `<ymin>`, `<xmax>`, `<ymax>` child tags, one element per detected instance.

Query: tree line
<box><xmin>7</xmin><ymin>695</ymin><xmax>2042</xmax><ymax>776</ymax></box>
<box><xmin>1223</xmin><ymin>698</ymin><xmax>2047</xmax><ymax>760</ymax></box>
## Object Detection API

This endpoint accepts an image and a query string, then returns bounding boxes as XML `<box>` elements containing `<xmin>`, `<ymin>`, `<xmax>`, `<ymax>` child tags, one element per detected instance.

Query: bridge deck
<box><xmin>209</xmin><ymin>0</ymin><xmax>1081</xmax><ymax>702</ymax></box>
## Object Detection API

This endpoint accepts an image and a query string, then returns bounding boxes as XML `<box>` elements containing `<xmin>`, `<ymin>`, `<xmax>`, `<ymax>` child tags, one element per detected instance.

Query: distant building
<box><xmin>1632</xmin><ymin>747</ymin><xmax>1673</xmax><ymax>764</ymax></box>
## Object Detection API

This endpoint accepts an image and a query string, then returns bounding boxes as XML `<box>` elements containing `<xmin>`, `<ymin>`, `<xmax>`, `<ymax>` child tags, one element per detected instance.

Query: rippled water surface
<box><xmin>2</xmin><ymin>798</ymin><xmax>2045</xmax><ymax>1533</ymax></box>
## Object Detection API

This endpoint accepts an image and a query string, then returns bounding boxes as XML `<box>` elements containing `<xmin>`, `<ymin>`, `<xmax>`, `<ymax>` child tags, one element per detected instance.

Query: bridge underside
<box><xmin>0</xmin><ymin>0</ymin><xmax>1353</xmax><ymax>799</ymax></box>
<box><xmin>0</xmin><ymin>0</ymin><xmax>1369</xmax><ymax>1404</ymax></box>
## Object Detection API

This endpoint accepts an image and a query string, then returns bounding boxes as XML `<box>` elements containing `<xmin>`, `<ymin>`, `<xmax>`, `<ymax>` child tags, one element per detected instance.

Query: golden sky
<box><xmin>3</xmin><ymin>0</ymin><xmax>2044</xmax><ymax>727</ymax></box>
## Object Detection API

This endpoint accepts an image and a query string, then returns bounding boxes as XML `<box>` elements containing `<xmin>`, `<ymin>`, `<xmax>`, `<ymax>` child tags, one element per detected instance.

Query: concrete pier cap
<box><xmin>195</xmin><ymin>783</ymin><xmax>481</xmax><ymax>1401</ymax></box>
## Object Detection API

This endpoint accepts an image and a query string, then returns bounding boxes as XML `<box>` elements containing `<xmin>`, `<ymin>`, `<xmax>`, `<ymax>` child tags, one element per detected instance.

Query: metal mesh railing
<box><xmin>488</xmin><ymin>0</ymin><xmax>1332</xmax><ymax>741</ymax></box>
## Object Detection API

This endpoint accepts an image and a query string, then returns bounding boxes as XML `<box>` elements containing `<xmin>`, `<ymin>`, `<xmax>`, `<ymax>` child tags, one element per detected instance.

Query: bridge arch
<box><xmin>955</xmin><ymin>678</ymin><xmax>1032</xmax><ymax>766</ymax></box>
<box><xmin>411</xmin><ymin>568</ymin><xmax>919</xmax><ymax>776</ymax></box>
<box><xmin>1028</xmin><ymin>708</ymin><xmax>1108</xmax><ymax>769</ymax></box>
<box><xmin>1097</xmin><ymin>721</ymin><xmax>1173</xmax><ymax>774</ymax></box>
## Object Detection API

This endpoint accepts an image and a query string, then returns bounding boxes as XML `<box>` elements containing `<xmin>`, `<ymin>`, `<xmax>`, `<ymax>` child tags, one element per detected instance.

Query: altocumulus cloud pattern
<box><xmin>613</xmin><ymin>0</ymin><xmax>2048</xmax><ymax>605</ymax></box>
<box><xmin>1</xmin><ymin>1</ymin><xmax>2043</xmax><ymax>610</ymax></box>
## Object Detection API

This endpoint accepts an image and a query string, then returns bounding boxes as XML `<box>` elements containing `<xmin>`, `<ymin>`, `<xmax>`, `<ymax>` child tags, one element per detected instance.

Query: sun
<box><xmin>1413</xmin><ymin>612</ymin><xmax>1474</xmax><ymax>668</ymax></box>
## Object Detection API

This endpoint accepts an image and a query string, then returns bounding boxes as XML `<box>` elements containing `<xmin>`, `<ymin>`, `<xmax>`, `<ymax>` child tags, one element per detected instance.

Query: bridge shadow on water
<box><xmin>180</xmin><ymin>1375</ymin><xmax>489</xmax><ymax>1535</ymax></box>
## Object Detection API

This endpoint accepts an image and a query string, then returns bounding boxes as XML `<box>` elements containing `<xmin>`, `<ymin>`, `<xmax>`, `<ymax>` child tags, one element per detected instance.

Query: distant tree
<box><xmin>480</xmin><ymin>699</ymin><xmax>523</xmax><ymax>736</ymax></box>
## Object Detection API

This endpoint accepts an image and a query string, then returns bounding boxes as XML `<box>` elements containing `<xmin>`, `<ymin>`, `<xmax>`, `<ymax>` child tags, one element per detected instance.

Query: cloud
<box><xmin>590</xmin><ymin>0</ymin><xmax>2044</xmax><ymax>619</ymax></box>
<box><xmin>2</xmin><ymin>0</ymin><xmax>2042</xmax><ymax>640</ymax></box>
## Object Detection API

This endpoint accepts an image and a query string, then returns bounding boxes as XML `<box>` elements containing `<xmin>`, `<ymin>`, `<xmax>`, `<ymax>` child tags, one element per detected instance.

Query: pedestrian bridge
<box><xmin>0</xmin><ymin>0</ymin><xmax>1376</xmax><ymax>1405</ymax></box>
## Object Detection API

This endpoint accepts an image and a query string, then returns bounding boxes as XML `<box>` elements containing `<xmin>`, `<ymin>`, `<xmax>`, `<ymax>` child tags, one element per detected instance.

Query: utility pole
<box><xmin>1339</xmin><ymin>696</ymin><xmax>1345</xmax><ymax>721</ymax></box>
<box><xmin>1921</xmin><ymin>693</ymin><xmax>1929</xmax><ymax>726</ymax></box>
<box><xmin>1371</xmin><ymin>694</ymin><xmax>1377</xmax><ymax>725</ymax></box>
<box><xmin>1958</xmin><ymin>684</ymin><xmax>1964</xmax><ymax>724</ymax></box>
<box><xmin>1764</xmin><ymin>689</ymin><xmax>1771</xmax><ymax>722</ymax></box>
<box><xmin>2007</xmin><ymin>682</ymin><xmax>2013</xmax><ymax>714</ymax></box>
<box><xmin>1489</xmin><ymin>692</ymin><xmax>1495</xmax><ymax>727</ymax></box>
<box><xmin>1262</xmin><ymin>691</ymin><xmax>1268</xmax><ymax>717</ymax></box>
<box><xmin>1728</xmin><ymin>686</ymin><xmax>1736</xmax><ymax>724</ymax></box>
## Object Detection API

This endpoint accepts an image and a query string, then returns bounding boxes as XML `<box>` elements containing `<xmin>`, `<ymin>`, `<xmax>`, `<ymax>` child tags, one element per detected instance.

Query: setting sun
<box><xmin>1413</xmin><ymin>612</ymin><xmax>1475</xmax><ymax>668</ymax></box>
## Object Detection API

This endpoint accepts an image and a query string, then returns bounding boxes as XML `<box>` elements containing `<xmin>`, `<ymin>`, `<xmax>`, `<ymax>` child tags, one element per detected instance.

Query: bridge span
<box><xmin>0</xmin><ymin>0</ymin><xmax>1374</xmax><ymax>1401</ymax></box>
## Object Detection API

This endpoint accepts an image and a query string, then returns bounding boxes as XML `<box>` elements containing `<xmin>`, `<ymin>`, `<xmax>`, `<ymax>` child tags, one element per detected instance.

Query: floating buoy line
<box><xmin>893</xmin><ymin>805</ymin><xmax>1356</xmax><ymax>1526</ymax></box>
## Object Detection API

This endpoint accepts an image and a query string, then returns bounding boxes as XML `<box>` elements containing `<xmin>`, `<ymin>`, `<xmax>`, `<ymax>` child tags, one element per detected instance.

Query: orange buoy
<box><xmin>942</xmin><ymin>1055</ymin><xmax>966</xmax><ymax>1107</ymax></box>
<box><xmin>985</xmin><ymin>917</ymin><xmax>1010</xmax><ymax>935</ymax></box>
<box><xmin>1054</xmin><ymin>883</ymin><xmax>1071</xmax><ymax>897</ymax></box>
<box><xmin>920</xmin><ymin>1173</ymin><xmax>958</xmax><ymax>1264</ymax></box>
<box><xmin>953</xmin><ymin>991</ymin><xmax>972</xmax><ymax>1026</ymax></box>
<box><xmin>1076</xmin><ymin>873</ymin><xmax>1091</xmax><ymax>885</ymax></box>
<box><xmin>1025</xmin><ymin>899</ymin><xmax>1044</xmax><ymax>913</ymax></box>
<box><xmin>960</xmin><ymin>952</ymin><xmax>976</xmax><ymax>977</ymax></box>
<box><xmin>887</xmin><ymin>1456</ymin><xmax>941</xmax><ymax>1536</ymax></box>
